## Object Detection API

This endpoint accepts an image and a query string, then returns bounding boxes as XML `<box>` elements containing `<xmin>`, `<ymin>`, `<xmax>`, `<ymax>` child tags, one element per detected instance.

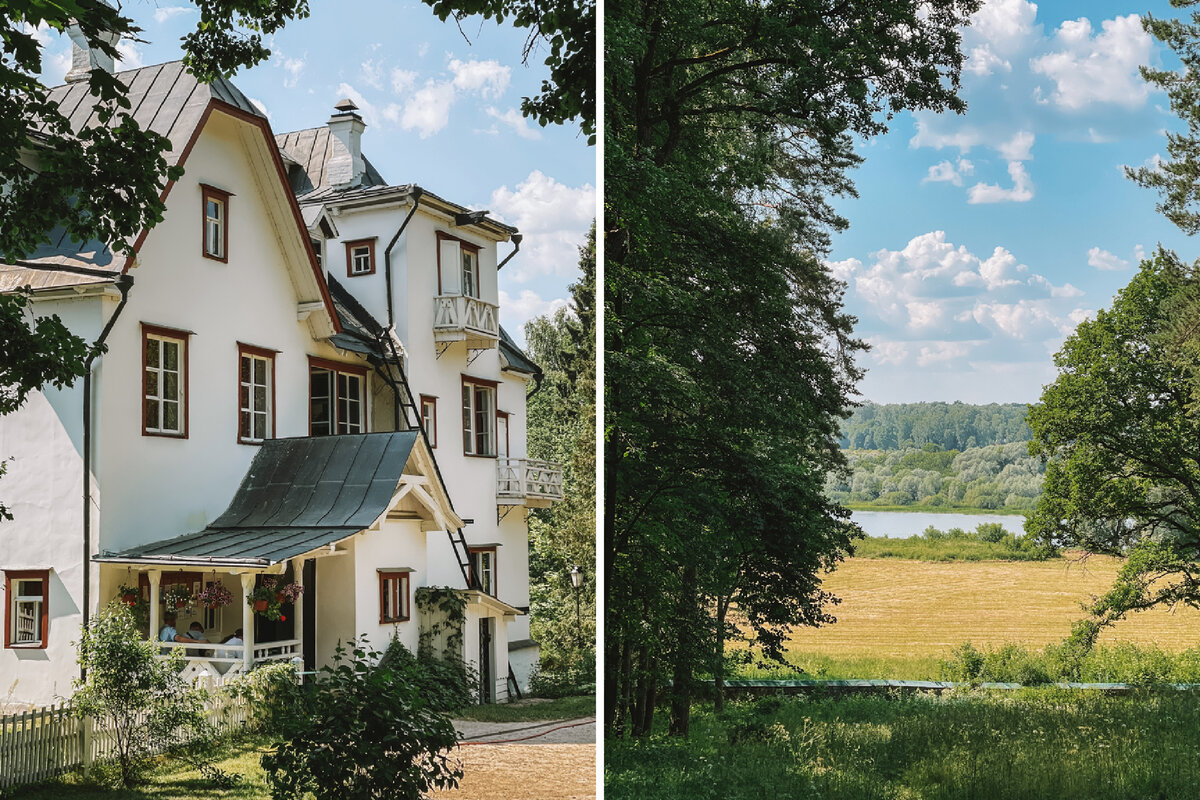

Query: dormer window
<box><xmin>345</xmin><ymin>238</ymin><xmax>376</xmax><ymax>277</ymax></box>
<box><xmin>201</xmin><ymin>185</ymin><xmax>230</xmax><ymax>262</ymax></box>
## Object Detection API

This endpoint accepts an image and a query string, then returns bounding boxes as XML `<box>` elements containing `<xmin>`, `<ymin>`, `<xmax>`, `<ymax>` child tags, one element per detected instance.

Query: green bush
<box><xmin>378</xmin><ymin>636</ymin><xmax>476</xmax><ymax>712</ymax></box>
<box><xmin>529</xmin><ymin>658</ymin><xmax>596</xmax><ymax>698</ymax></box>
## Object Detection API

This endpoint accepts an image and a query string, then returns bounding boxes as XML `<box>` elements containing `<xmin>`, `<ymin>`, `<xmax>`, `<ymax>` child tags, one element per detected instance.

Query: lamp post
<box><xmin>569</xmin><ymin>565</ymin><xmax>584</xmax><ymax>650</ymax></box>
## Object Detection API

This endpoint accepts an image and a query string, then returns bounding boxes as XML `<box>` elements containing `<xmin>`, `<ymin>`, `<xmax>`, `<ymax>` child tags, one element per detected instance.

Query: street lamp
<box><xmin>569</xmin><ymin>565</ymin><xmax>583</xmax><ymax>649</ymax></box>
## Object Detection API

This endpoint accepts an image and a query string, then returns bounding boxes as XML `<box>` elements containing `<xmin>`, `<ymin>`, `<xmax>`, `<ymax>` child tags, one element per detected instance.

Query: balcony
<box><xmin>497</xmin><ymin>458</ymin><xmax>564</xmax><ymax>508</ymax></box>
<box><xmin>433</xmin><ymin>294</ymin><xmax>499</xmax><ymax>351</ymax></box>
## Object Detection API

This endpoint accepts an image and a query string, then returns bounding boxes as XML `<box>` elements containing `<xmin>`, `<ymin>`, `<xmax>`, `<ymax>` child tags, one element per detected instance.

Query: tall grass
<box><xmin>606</xmin><ymin>691</ymin><xmax>1200</xmax><ymax>800</ymax></box>
<box><xmin>853</xmin><ymin>523</ymin><xmax>1054</xmax><ymax>562</ymax></box>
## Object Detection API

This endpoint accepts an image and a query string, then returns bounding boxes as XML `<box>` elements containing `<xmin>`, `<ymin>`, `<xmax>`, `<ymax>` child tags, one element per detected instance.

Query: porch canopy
<box><xmin>95</xmin><ymin>431</ymin><xmax>463</xmax><ymax>569</ymax></box>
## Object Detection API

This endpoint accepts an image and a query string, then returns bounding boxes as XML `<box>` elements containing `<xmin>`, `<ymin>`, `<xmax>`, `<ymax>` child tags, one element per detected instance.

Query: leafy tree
<box><xmin>262</xmin><ymin>639</ymin><xmax>462</xmax><ymax>800</ymax></box>
<box><xmin>525</xmin><ymin>226</ymin><xmax>596</xmax><ymax>682</ymax></box>
<box><xmin>72</xmin><ymin>603</ymin><xmax>208</xmax><ymax>788</ymax></box>
<box><xmin>1027</xmin><ymin>250</ymin><xmax>1200</xmax><ymax>640</ymax></box>
<box><xmin>606</xmin><ymin>0</ymin><xmax>980</xmax><ymax>735</ymax></box>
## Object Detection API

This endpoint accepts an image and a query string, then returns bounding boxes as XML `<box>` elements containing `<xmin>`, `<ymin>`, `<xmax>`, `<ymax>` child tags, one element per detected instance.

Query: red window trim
<box><xmin>344</xmin><ymin>238</ymin><xmax>378</xmax><ymax>277</ymax></box>
<box><xmin>461</xmin><ymin>376</ymin><xmax>498</xmax><ymax>458</ymax></box>
<box><xmin>435</xmin><ymin>231</ymin><xmax>481</xmax><ymax>295</ymax></box>
<box><xmin>200</xmin><ymin>184</ymin><xmax>231</xmax><ymax>263</ymax></box>
<box><xmin>237</xmin><ymin>343</ymin><xmax>278</xmax><ymax>446</ymax></box>
<box><xmin>496</xmin><ymin>410</ymin><xmax>510</xmax><ymax>458</ymax></box>
<box><xmin>142</xmin><ymin>323</ymin><xmax>191</xmax><ymax>439</ymax></box>
<box><xmin>308</xmin><ymin>356</ymin><xmax>370</xmax><ymax>435</ymax></box>
<box><xmin>378</xmin><ymin>571</ymin><xmax>411</xmax><ymax>623</ymax></box>
<box><xmin>4</xmin><ymin>569</ymin><xmax>49</xmax><ymax>649</ymax></box>
<box><xmin>468</xmin><ymin>547</ymin><xmax>498</xmax><ymax>597</ymax></box>
<box><xmin>420</xmin><ymin>395</ymin><xmax>438</xmax><ymax>449</ymax></box>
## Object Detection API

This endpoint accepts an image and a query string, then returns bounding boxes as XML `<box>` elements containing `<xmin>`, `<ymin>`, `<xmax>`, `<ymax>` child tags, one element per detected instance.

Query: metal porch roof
<box><xmin>95</xmin><ymin>432</ymin><xmax>419</xmax><ymax>568</ymax></box>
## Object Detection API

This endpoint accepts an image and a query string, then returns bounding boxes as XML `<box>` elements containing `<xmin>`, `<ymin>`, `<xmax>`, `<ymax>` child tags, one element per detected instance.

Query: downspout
<box><xmin>384</xmin><ymin>188</ymin><xmax>422</xmax><ymax>429</ymax></box>
<box><xmin>497</xmin><ymin>233</ymin><xmax>522</xmax><ymax>271</ymax></box>
<box><xmin>81</xmin><ymin>274</ymin><xmax>133</xmax><ymax>679</ymax></box>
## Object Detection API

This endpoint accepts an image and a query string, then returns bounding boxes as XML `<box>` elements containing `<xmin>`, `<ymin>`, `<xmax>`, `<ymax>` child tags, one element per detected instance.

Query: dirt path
<box><xmin>431</xmin><ymin>718</ymin><xmax>597</xmax><ymax>799</ymax></box>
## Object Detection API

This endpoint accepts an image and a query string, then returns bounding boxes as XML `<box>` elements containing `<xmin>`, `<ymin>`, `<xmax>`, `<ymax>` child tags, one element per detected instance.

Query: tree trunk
<box><xmin>714</xmin><ymin>596</ymin><xmax>729</xmax><ymax>713</ymax></box>
<box><xmin>639</xmin><ymin>672</ymin><xmax>657</xmax><ymax>736</ymax></box>
<box><xmin>668</xmin><ymin>565</ymin><xmax>696</xmax><ymax>737</ymax></box>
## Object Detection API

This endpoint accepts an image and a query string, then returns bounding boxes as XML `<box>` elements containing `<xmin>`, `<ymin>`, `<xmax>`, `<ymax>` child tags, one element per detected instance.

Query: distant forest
<box><xmin>839</xmin><ymin>402</ymin><xmax>1032</xmax><ymax>451</ymax></box>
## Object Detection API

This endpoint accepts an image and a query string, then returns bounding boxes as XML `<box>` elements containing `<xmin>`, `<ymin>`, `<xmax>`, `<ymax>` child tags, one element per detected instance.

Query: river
<box><xmin>850</xmin><ymin>510</ymin><xmax>1026</xmax><ymax>539</ymax></box>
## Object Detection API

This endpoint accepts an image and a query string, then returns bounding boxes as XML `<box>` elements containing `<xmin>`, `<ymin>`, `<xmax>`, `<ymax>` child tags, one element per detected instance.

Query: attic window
<box><xmin>345</xmin><ymin>238</ymin><xmax>376</xmax><ymax>277</ymax></box>
<box><xmin>201</xmin><ymin>184</ymin><xmax>231</xmax><ymax>262</ymax></box>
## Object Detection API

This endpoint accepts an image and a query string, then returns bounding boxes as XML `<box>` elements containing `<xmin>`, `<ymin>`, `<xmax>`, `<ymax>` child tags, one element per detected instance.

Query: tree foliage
<box><xmin>1027</xmin><ymin>250</ymin><xmax>1200</xmax><ymax>639</ymax></box>
<box><xmin>840</xmin><ymin>402</ymin><xmax>1031</xmax><ymax>451</ymax></box>
<box><xmin>606</xmin><ymin>0</ymin><xmax>980</xmax><ymax>735</ymax></box>
<box><xmin>525</xmin><ymin>226</ymin><xmax>596</xmax><ymax>682</ymax></box>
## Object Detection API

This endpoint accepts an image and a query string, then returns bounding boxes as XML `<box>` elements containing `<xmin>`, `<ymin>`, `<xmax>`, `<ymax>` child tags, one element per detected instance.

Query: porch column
<box><xmin>240</xmin><ymin>572</ymin><xmax>255</xmax><ymax>671</ymax></box>
<box><xmin>291</xmin><ymin>557</ymin><xmax>304</xmax><ymax>654</ymax></box>
<box><xmin>148</xmin><ymin>570</ymin><xmax>161</xmax><ymax>641</ymax></box>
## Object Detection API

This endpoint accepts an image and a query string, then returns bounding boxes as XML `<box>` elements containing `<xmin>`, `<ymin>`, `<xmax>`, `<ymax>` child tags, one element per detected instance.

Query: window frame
<box><xmin>237</xmin><ymin>343</ymin><xmax>278</xmax><ymax>445</ymax></box>
<box><xmin>420</xmin><ymin>395</ymin><xmax>438</xmax><ymax>448</ymax></box>
<box><xmin>461</xmin><ymin>376</ymin><xmax>498</xmax><ymax>457</ymax></box>
<box><xmin>468</xmin><ymin>548</ymin><xmax>497</xmax><ymax>597</ymax></box>
<box><xmin>344</xmin><ymin>238</ymin><xmax>377</xmax><ymax>277</ymax></box>
<box><xmin>200</xmin><ymin>184</ymin><xmax>231</xmax><ymax>262</ymax></box>
<box><xmin>378</xmin><ymin>570</ymin><xmax>412</xmax><ymax>623</ymax></box>
<box><xmin>308</xmin><ymin>357</ymin><xmax>369</xmax><ymax>436</ymax></box>
<box><xmin>435</xmin><ymin>231</ymin><xmax>481</xmax><ymax>295</ymax></box>
<box><xmin>142</xmin><ymin>324</ymin><xmax>191</xmax><ymax>439</ymax></box>
<box><xmin>4</xmin><ymin>569</ymin><xmax>49</xmax><ymax>649</ymax></box>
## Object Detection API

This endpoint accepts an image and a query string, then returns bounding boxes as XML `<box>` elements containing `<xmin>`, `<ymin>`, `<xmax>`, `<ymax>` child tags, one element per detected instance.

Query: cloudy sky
<box><xmin>829</xmin><ymin>0</ymin><xmax>1192</xmax><ymax>404</ymax></box>
<box><xmin>34</xmin><ymin>0</ymin><xmax>595</xmax><ymax>345</ymax></box>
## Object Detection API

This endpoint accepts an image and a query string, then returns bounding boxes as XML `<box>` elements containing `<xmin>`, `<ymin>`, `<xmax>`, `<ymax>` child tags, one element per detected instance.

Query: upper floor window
<box><xmin>345</xmin><ymin>238</ymin><xmax>376</xmax><ymax>277</ymax></box>
<box><xmin>420</xmin><ymin>395</ymin><xmax>437</xmax><ymax>448</ymax></box>
<box><xmin>310</xmin><ymin>357</ymin><xmax>367</xmax><ymax>435</ymax></box>
<box><xmin>437</xmin><ymin>232</ymin><xmax>481</xmax><ymax>297</ymax></box>
<box><xmin>462</xmin><ymin>376</ymin><xmax>496</xmax><ymax>456</ymax></box>
<box><xmin>461</xmin><ymin>248</ymin><xmax>479</xmax><ymax>298</ymax></box>
<box><xmin>4</xmin><ymin>569</ymin><xmax>48</xmax><ymax>649</ymax></box>
<box><xmin>378</xmin><ymin>569</ymin><xmax>411</xmax><ymax>623</ymax></box>
<box><xmin>201</xmin><ymin>184</ymin><xmax>230</xmax><ymax>262</ymax></box>
<box><xmin>468</xmin><ymin>548</ymin><xmax>496</xmax><ymax>596</ymax></box>
<box><xmin>143</xmin><ymin>324</ymin><xmax>189</xmax><ymax>437</ymax></box>
<box><xmin>238</xmin><ymin>344</ymin><xmax>277</xmax><ymax>444</ymax></box>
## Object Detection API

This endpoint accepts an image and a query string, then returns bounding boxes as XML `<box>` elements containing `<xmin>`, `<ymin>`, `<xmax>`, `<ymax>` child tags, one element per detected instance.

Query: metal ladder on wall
<box><xmin>376</xmin><ymin>330</ymin><xmax>481</xmax><ymax>591</ymax></box>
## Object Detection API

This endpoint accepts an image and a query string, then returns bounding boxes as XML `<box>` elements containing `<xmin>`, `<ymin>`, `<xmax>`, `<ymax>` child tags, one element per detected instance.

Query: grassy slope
<box><xmin>452</xmin><ymin>695</ymin><xmax>595</xmax><ymax>722</ymax></box>
<box><xmin>737</xmin><ymin>554</ymin><xmax>1200</xmax><ymax>679</ymax></box>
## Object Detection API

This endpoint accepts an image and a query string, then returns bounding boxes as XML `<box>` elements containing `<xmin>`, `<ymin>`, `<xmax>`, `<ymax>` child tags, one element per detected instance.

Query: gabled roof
<box><xmin>499</xmin><ymin>326</ymin><xmax>542</xmax><ymax>377</ymax></box>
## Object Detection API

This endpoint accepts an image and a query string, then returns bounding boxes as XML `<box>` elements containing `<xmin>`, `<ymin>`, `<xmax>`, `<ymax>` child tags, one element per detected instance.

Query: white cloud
<box><xmin>870</xmin><ymin>341</ymin><xmax>910</xmax><ymax>366</ymax></box>
<box><xmin>417</xmin><ymin>42</ymin><xmax>431</xmax><ymax>58</ymax></box>
<box><xmin>248</xmin><ymin>97</ymin><xmax>269</xmax><ymax>118</ymax></box>
<box><xmin>400</xmin><ymin>80</ymin><xmax>456</xmax><ymax>138</ymax></box>
<box><xmin>1068</xmin><ymin>308</ymin><xmax>1094</xmax><ymax>326</ymax></box>
<box><xmin>826</xmin><ymin>257</ymin><xmax>862</xmax><ymax>283</ymax></box>
<box><xmin>391</xmin><ymin>68</ymin><xmax>417</xmax><ymax>95</ymax></box>
<box><xmin>280</xmin><ymin>55</ymin><xmax>306</xmax><ymax>89</ymax></box>
<box><xmin>448</xmin><ymin>58</ymin><xmax>510</xmax><ymax>99</ymax></box>
<box><xmin>967</xmin><ymin>161</ymin><xmax>1034</xmax><ymax>203</ymax></box>
<box><xmin>48</xmin><ymin>47</ymin><xmax>71</xmax><ymax>83</ymax></box>
<box><xmin>910</xmin><ymin>119</ymin><xmax>984</xmax><ymax>152</ymax></box>
<box><xmin>116</xmin><ymin>40</ymin><xmax>143</xmax><ymax>70</ymax></box>
<box><xmin>1030</xmin><ymin>14</ymin><xmax>1153</xmax><ymax>110</ymax></box>
<box><xmin>917</xmin><ymin>342</ymin><xmax>971</xmax><ymax>367</ymax></box>
<box><xmin>971</xmin><ymin>300</ymin><xmax>1070</xmax><ymax>339</ymax></box>
<box><xmin>361</xmin><ymin>59</ymin><xmax>384</xmax><ymax>90</ymax></box>
<box><xmin>335</xmin><ymin>82</ymin><xmax>402</xmax><ymax>130</ymax></box>
<box><xmin>969</xmin><ymin>0</ymin><xmax>1039</xmax><ymax>53</ymax></box>
<box><xmin>486</xmin><ymin>107</ymin><xmax>542</xmax><ymax>140</ymax></box>
<box><xmin>965</xmin><ymin>45</ymin><xmax>1011</xmax><ymax>77</ymax></box>
<box><xmin>499</xmin><ymin>289</ymin><xmax>569</xmax><ymax>342</ymax></box>
<box><xmin>1087</xmin><ymin>246</ymin><xmax>1129</xmax><ymax>271</ymax></box>
<box><xmin>153</xmin><ymin>6</ymin><xmax>195</xmax><ymax>24</ymax></box>
<box><xmin>489</xmin><ymin>171</ymin><xmax>595</xmax><ymax>282</ymax></box>
<box><xmin>924</xmin><ymin>158</ymin><xmax>975</xmax><ymax>186</ymax></box>
<box><xmin>907</xmin><ymin>301</ymin><xmax>944</xmax><ymax>329</ymax></box>
<box><xmin>997</xmin><ymin>130</ymin><xmax>1034</xmax><ymax>161</ymax></box>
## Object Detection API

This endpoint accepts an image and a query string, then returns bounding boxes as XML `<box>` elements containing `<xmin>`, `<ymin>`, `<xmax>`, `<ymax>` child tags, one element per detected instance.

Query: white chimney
<box><xmin>64</xmin><ymin>22</ymin><xmax>118</xmax><ymax>84</ymax></box>
<box><xmin>326</xmin><ymin>98</ymin><xmax>367</xmax><ymax>188</ymax></box>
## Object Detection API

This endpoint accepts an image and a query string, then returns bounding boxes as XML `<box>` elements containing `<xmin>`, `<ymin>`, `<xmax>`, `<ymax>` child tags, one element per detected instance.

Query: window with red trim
<box><xmin>4</xmin><ymin>570</ymin><xmax>49</xmax><ymax>649</ymax></box>
<box><xmin>201</xmin><ymin>184</ymin><xmax>230</xmax><ymax>261</ymax></box>
<box><xmin>461</xmin><ymin>377</ymin><xmax>497</xmax><ymax>456</ymax></box>
<box><xmin>143</xmin><ymin>324</ymin><xmax>190</xmax><ymax>437</ymax></box>
<box><xmin>310</xmin><ymin>358</ymin><xmax>367</xmax><ymax>435</ymax></box>
<box><xmin>468</xmin><ymin>548</ymin><xmax>497</xmax><ymax>596</ymax></box>
<box><xmin>345</xmin><ymin>238</ymin><xmax>376</xmax><ymax>277</ymax></box>
<box><xmin>239</xmin><ymin>344</ymin><xmax>277</xmax><ymax>444</ymax></box>
<box><xmin>421</xmin><ymin>395</ymin><xmax>437</xmax><ymax>448</ymax></box>
<box><xmin>378</xmin><ymin>571</ymin><xmax>410</xmax><ymax>623</ymax></box>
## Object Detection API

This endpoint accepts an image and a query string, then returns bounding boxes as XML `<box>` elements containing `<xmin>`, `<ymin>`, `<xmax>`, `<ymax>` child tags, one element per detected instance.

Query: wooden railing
<box><xmin>497</xmin><ymin>458</ymin><xmax>564</xmax><ymax>502</ymax></box>
<box><xmin>157</xmin><ymin>638</ymin><xmax>301</xmax><ymax>679</ymax></box>
<box><xmin>433</xmin><ymin>294</ymin><xmax>499</xmax><ymax>341</ymax></box>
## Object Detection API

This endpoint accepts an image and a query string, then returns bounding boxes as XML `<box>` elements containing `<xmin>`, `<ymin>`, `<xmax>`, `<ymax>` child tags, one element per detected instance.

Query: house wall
<box><xmin>350</xmin><ymin>519</ymin><xmax>426</xmax><ymax>657</ymax></box>
<box><xmin>315</xmin><ymin>542</ymin><xmax>356</xmax><ymax>669</ymax></box>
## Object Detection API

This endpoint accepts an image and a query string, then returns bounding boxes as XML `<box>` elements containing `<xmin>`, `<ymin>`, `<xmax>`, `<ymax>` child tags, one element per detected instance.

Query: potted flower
<box><xmin>117</xmin><ymin>583</ymin><xmax>140</xmax><ymax>606</ymax></box>
<box><xmin>247</xmin><ymin>576</ymin><xmax>304</xmax><ymax>621</ymax></box>
<box><xmin>197</xmin><ymin>581</ymin><xmax>233</xmax><ymax>609</ymax></box>
<box><xmin>162</xmin><ymin>583</ymin><xmax>193</xmax><ymax>611</ymax></box>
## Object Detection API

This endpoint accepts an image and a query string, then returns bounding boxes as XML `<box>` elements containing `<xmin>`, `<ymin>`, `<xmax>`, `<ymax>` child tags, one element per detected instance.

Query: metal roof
<box><xmin>326</xmin><ymin>274</ymin><xmax>395</xmax><ymax>359</ymax></box>
<box><xmin>273</xmin><ymin>126</ymin><xmax>388</xmax><ymax>197</ymax></box>
<box><xmin>498</xmin><ymin>326</ymin><xmax>541</xmax><ymax>376</ymax></box>
<box><xmin>95</xmin><ymin>432</ymin><xmax>419</xmax><ymax>567</ymax></box>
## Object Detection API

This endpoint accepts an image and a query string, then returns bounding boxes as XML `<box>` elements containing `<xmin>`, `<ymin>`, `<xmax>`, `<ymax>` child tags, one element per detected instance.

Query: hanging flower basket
<box><xmin>253</xmin><ymin>599</ymin><xmax>268</xmax><ymax>612</ymax></box>
<box><xmin>162</xmin><ymin>583</ymin><xmax>193</xmax><ymax>612</ymax></box>
<box><xmin>197</xmin><ymin>581</ymin><xmax>233</xmax><ymax>609</ymax></box>
<box><xmin>117</xmin><ymin>583</ymin><xmax>139</xmax><ymax>607</ymax></box>
<box><xmin>247</xmin><ymin>576</ymin><xmax>303</xmax><ymax>621</ymax></box>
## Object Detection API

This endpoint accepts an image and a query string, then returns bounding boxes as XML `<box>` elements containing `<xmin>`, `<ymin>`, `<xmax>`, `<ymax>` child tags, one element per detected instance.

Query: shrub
<box><xmin>378</xmin><ymin>636</ymin><xmax>476</xmax><ymax>712</ymax></box>
<box><xmin>261</xmin><ymin>638</ymin><xmax>461</xmax><ymax>800</ymax></box>
<box><xmin>975</xmin><ymin>522</ymin><xmax>1007</xmax><ymax>543</ymax></box>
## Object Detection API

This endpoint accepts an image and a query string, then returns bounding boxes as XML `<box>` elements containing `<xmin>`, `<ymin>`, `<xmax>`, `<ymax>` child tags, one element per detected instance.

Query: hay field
<box><xmin>785</xmin><ymin>554</ymin><xmax>1200</xmax><ymax>660</ymax></box>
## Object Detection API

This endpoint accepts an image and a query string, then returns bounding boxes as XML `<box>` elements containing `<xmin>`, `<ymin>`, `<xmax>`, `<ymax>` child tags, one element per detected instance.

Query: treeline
<box><xmin>826</xmin><ymin>442</ymin><xmax>1044</xmax><ymax>511</ymax></box>
<box><xmin>840</xmin><ymin>402</ymin><xmax>1031</xmax><ymax>451</ymax></box>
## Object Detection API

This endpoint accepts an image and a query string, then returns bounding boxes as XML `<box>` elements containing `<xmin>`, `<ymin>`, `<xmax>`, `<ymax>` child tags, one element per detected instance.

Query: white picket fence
<box><xmin>0</xmin><ymin>690</ymin><xmax>253</xmax><ymax>790</ymax></box>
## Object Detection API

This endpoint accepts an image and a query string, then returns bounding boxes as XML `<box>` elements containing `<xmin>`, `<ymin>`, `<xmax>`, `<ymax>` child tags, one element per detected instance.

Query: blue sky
<box><xmin>33</xmin><ymin>0</ymin><xmax>595</xmax><ymax>346</ymax></box>
<box><xmin>829</xmin><ymin>0</ymin><xmax>1192</xmax><ymax>404</ymax></box>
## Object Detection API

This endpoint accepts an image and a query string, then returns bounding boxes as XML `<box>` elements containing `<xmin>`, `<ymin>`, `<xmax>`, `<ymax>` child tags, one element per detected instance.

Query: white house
<box><xmin>0</xmin><ymin>41</ymin><xmax>561</xmax><ymax>707</ymax></box>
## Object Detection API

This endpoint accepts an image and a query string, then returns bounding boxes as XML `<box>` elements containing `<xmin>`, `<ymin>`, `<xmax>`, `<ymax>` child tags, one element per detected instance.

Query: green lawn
<box><xmin>606</xmin><ymin>691</ymin><xmax>1200</xmax><ymax>800</ymax></box>
<box><xmin>452</xmin><ymin>694</ymin><xmax>595</xmax><ymax>722</ymax></box>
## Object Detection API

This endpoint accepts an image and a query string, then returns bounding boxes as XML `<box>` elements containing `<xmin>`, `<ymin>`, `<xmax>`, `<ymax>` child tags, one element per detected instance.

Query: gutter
<box><xmin>81</xmin><ymin>274</ymin><xmax>133</xmax><ymax>680</ymax></box>
<box><xmin>497</xmin><ymin>233</ymin><xmax>522</xmax><ymax>271</ymax></box>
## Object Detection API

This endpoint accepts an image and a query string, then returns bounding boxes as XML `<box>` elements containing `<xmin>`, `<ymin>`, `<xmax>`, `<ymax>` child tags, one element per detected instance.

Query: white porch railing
<box><xmin>433</xmin><ymin>294</ymin><xmax>500</xmax><ymax>344</ymax></box>
<box><xmin>157</xmin><ymin>638</ymin><xmax>301</xmax><ymax>679</ymax></box>
<box><xmin>497</xmin><ymin>458</ymin><xmax>564</xmax><ymax>503</ymax></box>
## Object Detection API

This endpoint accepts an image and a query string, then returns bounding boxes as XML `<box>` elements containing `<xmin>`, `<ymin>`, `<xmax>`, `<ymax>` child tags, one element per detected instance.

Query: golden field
<box><xmin>784</xmin><ymin>553</ymin><xmax>1200</xmax><ymax>660</ymax></box>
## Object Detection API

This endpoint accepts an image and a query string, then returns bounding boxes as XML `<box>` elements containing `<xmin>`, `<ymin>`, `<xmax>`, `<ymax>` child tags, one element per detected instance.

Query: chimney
<box><xmin>64</xmin><ymin>20</ymin><xmax>119</xmax><ymax>84</ymax></box>
<box><xmin>326</xmin><ymin>98</ymin><xmax>367</xmax><ymax>188</ymax></box>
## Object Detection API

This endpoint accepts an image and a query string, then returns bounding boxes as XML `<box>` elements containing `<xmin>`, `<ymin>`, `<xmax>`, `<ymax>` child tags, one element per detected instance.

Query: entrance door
<box><xmin>478</xmin><ymin>617</ymin><xmax>494</xmax><ymax>704</ymax></box>
<box><xmin>303</xmin><ymin>558</ymin><xmax>316</xmax><ymax>671</ymax></box>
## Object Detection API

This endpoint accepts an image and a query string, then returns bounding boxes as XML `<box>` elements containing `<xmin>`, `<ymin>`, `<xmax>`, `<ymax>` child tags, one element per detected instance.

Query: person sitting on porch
<box><xmin>159</xmin><ymin>612</ymin><xmax>205</xmax><ymax>654</ymax></box>
<box><xmin>215</xmin><ymin>629</ymin><xmax>245</xmax><ymax>672</ymax></box>
<box><xmin>186</xmin><ymin>622</ymin><xmax>210</xmax><ymax>658</ymax></box>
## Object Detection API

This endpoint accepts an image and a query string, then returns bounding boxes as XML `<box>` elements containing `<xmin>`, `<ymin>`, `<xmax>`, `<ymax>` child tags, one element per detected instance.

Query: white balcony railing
<box><xmin>433</xmin><ymin>294</ymin><xmax>499</xmax><ymax>346</ymax></box>
<box><xmin>497</xmin><ymin>458</ymin><xmax>564</xmax><ymax>504</ymax></box>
